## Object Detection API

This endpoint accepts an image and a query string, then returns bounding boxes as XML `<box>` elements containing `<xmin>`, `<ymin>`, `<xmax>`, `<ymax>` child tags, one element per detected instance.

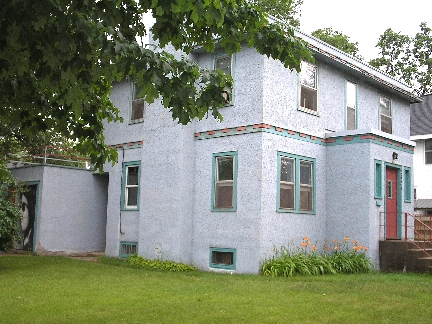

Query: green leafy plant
<box><xmin>127</xmin><ymin>254</ymin><xmax>197</xmax><ymax>272</ymax></box>
<box><xmin>0</xmin><ymin>197</ymin><xmax>21</xmax><ymax>252</ymax></box>
<box><xmin>0</xmin><ymin>163</ymin><xmax>22</xmax><ymax>252</ymax></box>
<box><xmin>261</xmin><ymin>237</ymin><xmax>372</xmax><ymax>277</ymax></box>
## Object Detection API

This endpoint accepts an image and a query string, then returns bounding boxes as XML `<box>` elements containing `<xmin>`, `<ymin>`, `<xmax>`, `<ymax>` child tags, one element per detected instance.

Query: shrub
<box><xmin>127</xmin><ymin>254</ymin><xmax>197</xmax><ymax>272</ymax></box>
<box><xmin>261</xmin><ymin>237</ymin><xmax>372</xmax><ymax>277</ymax></box>
<box><xmin>0</xmin><ymin>198</ymin><xmax>21</xmax><ymax>252</ymax></box>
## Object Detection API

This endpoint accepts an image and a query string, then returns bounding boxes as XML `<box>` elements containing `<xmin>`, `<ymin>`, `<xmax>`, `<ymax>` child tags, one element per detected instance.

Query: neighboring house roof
<box><xmin>415</xmin><ymin>199</ymin><xmax>432</xmax><ymax>209</ymax></box>
<box><xmin>410</xmin><ymin>94</ymin><xmax>432</xmax><ymax>136</ymax></box>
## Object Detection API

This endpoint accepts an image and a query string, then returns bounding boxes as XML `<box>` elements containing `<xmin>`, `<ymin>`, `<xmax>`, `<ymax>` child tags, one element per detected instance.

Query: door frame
<box><xmin>20</xmin><ymin>181</ymin><xmax>40</xmax><ymax>252</ymax></box>
<box><xmin>384</xmin><ymin>164</ymin><xmax>402</xmax><ymax>239</ymax></box>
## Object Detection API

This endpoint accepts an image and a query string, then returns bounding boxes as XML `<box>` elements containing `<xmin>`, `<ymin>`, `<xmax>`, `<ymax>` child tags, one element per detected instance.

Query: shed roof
<box><xmin>414</xmin><ymin>199</ymin><xmax>432</xmax><ymax>209</ymax></box>
<box><xmin>410</xmin><ymin>94</ymin><xmax>432</xmax><ymax>136</ymax></box>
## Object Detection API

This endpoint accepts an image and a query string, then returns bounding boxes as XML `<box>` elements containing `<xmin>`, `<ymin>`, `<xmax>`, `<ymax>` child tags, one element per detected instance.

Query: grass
<box><xmin>1</xmin><ymin>255</ymin><xmax>432</xmax><ymax>323</ymax></box>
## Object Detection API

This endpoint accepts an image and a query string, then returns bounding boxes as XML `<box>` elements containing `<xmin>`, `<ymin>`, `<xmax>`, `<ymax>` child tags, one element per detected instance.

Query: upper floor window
<box><xmin>278</xmin><ymin>152</ymin><xmax>315</xmax><ymax>213</ymax></box>
<box><xmin>346</xmin><ymin>81</ymin><xmax>357</xmax><ymax>130</ymax></box>
<box><xmin>131</xmin><ymin>81</ymin><xmax>144</xmax><ymax>123</ymax></box>
<box><xmin>425</xmin><ymin>139</ymin><xmax>432</xmax><ymax>164</ymax></box>
<box><xmin>379</xmin><ymin>95</ymin><xmax>392</xmax><ymax>134</ymax></box>
<box><xmin>212</xmin><ymin>152</ymin><xmax>237</xmax><ymax>211</ymax></box>
<box><xmin>122</xmin><ymin>161</ymin><xmax>141</xmax><ymax>210</ymax></box>
<box><xmin>299</xmin><ymin>61</ymin><xmax>318</xmax><ymax>111</ymax></box>
<box><xmin>213</xmin><ymin>54</ymin><xmax>233</xmax><ymax>104</ymax></box>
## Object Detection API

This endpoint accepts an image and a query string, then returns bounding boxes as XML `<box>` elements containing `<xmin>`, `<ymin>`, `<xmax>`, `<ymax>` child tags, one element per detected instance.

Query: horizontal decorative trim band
<box><xmin>108</xmin><ymin>140</ymin><xmax>143</xmax><ymax>150</ymax></box>
<box><xmin>194</xmin><ymin>124</ymin><xmax>414</xmax><ymax>154</ymax></box>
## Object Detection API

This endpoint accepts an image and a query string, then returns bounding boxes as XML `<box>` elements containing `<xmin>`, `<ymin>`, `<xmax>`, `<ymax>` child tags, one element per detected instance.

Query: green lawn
<box><xmin>1</xmin><ymin>255</ymin><xmax>432</xmax><ymax>323</ymax></box>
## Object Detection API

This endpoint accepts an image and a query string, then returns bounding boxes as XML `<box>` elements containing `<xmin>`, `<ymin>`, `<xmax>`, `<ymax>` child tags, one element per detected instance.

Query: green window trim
<box><xmin>209</xmin><ymin>247</ymin><xmax>236</xmax><ymax>270</ymax></box>
<box><xmin>277</xmin><ymin>151</ymin><xmax>316</xmax><ymax>214</ymax></box>
<box><xmin>211</xmin><ymin>151</ymin><xmax>238</xmax><ymax>211</ymax></box>
<box><xmin>121</xmin><ymin>161</ymin><xmax>141</xmax><ymax>211</ymax></box>
<box><xmin>374</xmin><ymin>160</ymin><xmax>383</xmax><ymax>199</ymax></box>
<box><xmin>119</xmin><ymin>241</ymin><xmax>138</xmax><ymax>258</ymax></box>
<box><xmin>404</xmin><ymin>167</ymin><xmax>412</xmax><ymax>202</ymax></box>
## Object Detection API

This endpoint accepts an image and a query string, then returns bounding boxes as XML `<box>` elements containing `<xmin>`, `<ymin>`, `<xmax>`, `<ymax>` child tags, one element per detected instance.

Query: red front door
<box><xmin>386</xmin><ymin>167</ymin><xmax>398</xmax><ymax>239</ymax></box>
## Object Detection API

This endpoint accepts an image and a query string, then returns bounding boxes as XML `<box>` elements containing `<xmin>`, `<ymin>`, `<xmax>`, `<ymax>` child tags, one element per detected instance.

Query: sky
<box><xmin>143</xmin><ymin>1</ymin><xmax>432</xmax><ymax>61</ymax></box>
<box><xmin>300</xmin><ymin>0</ymin><xmax>432</xmax><ymax>61</ymax></box>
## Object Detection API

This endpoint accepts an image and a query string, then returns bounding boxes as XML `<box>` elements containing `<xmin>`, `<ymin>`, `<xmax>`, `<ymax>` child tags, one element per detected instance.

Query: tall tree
<box><xmin>370</xmin><ymin>22</ymin><xmax>432</xmax><ymax>96</ymax></box>
<box><xmin>1</xmin><ymin>0</ymin><xmax>312</xmax><ymax>171</ymax></box>
<box><xmin>251</xmin><ymin>0</ymin><xmax>303</xmax><ymax>27</ymax></box>
<box><xmin>0</xmin><ymin>0</ymin><xmax>313</xmax><ymax>251</ymax></box>
<box><xmin>311</xmin><ymin>27</ymin><xmax>363</xmax><ymax>60</ymax></box>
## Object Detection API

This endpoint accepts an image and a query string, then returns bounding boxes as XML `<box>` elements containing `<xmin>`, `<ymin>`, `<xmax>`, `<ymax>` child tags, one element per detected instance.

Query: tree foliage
<box><xmin>251</xmin><ymin>0</ymin><xmax>303</xmax><ymax>27</ymax></box>
<box><xmin>370</xmin><ymin>22</ymin><xmax>432</xmax><ymax>96</ymax></box>
<box><xmin>0</xmin><ymin>165</ymin><xmax>21</xmax><ymax>253</ymax></box>
<box><xmin>1</xmin><ymin>0</ymin><xmax>312</xmax><ymax>172</ymax></box>
<box><xmin>311</xmin><ymin>27</ymin><xmax>362</xmax><ymax>60</ymax></box>
<box><xmin>0</xmin><ymin>0</ymin><xmax>313</xmax><ymax>250</ymax></box>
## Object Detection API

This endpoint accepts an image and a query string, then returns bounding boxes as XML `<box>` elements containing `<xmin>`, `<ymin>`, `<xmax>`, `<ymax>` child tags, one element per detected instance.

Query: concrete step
<box><xmin>406</xmin><ymin>252</ymin><xmax>432</xmax><ymax>273</ymax></box>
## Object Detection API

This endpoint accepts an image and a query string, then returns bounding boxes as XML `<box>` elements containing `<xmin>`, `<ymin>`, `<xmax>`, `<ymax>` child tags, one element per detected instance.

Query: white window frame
<box><xmin>346</xmin><ymin>80</ymin><xmax>357</xmax><ymax>130</ymax></box>
<box><xmin>379</xmin><ymin>95</ymin><xmax>392</xmax><ymax>134</ymax></box>
<box><xmin>130</xmin><ymin>81</ymin><xmax>145</xmax><ymax>123</ymax></box>
<box><xmin>425</xmin><ymin>139</ymin><xmax>432</xmax><ymax>164</ymax></box>
<box><xmin>213</xmin><ymin>54</ymin><xmax>233</xmax><ymax>104</ymax></box>
<box><xmin>299</xmin><ymin>61</ymin><xmax>318</xmax><ymax>112</ymax></box>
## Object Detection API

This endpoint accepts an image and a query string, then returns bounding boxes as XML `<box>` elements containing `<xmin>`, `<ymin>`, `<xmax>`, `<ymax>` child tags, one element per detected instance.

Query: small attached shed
<box><xmin>9</xmin><ymin>164</ymin><xmax>108</xmax><ymax>254</ymax></box>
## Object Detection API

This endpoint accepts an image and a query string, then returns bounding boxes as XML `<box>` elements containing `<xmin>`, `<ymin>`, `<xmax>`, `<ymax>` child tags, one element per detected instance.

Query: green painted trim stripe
<box><xmin>194</xmin><ymin>124</ymin><xmax>414</xmax><ymax>154</ymax></box>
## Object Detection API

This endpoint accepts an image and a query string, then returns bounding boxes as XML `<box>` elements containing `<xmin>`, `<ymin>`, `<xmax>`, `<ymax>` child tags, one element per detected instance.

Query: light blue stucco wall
<box><xmin>192</xmin><ymin>133</ymin><xmax>263</xmax><ymax>273</ymax></box>
<box><xmin>10</xmin><ymin>165</ymin><xmax>107</xmax><ymax>253</ymax></box>
<box><xmin>325</xmin><ymin>134</ymin><xmax>414</xmax><ymax>268</ymax></box>
<box><xmin>104</xmin><ymin>82</ymin><xmax>196</xmax><ymax>263</ymax></box>
<box><xmin>101</xmin><ymin>40</ymin><xmax>415</xmax><ymax>273</ymax></box>
<box><xmin>258</xmin><ymin>132</ymin><xmax>327</xmax><ymax>262</ymax></box>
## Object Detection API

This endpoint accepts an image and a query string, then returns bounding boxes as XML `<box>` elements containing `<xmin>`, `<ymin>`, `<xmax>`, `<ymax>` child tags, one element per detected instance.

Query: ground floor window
<box><xmin>277</xmin><ymin>152</ymin><xmax>315</xmax><ymax>213</ymax></box>
<box><xmin>212</xmin><ymin>152</ymin><xmax>237</xmax><ymax>211</ymax></box>
<box><xmin>122</xmin><ymin>161</ymin><xmax>141</xmax><ymax>210</ymax></box>
<box><xmin>210</xmin><ymin>247</ymin><xmax>236</xmax><ymax>270</ymax></box>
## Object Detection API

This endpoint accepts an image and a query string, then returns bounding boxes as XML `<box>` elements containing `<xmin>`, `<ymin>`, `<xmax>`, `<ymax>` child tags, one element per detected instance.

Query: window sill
<box><xmin>277</xmin><ymin>208</ymin><xmax>315</xmax><ymax>215</ymax></box>
<box><xmin>211</xmin><ymin>208</ymin><xmax>237</xmax><ymax>212</ymax></box>
<box><xmin>298</xmin><ymin>107</ymin><xmax>319</xmax><ymax>116</ymax></box>
<box><xmin>121</xmin><ymin>207</ymin><xmax>139</xmax><ymax>211</ymax></box>
<box><xmin>129</xmin><ymin>119</ymin><xmax>144</xmax><ymax>125</ymax></box>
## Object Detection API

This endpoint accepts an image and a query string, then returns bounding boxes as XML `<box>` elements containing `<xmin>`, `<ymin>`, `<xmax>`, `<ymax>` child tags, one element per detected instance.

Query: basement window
<box><xmin>119</xmin><ymin>241</ymin><xmax>138</xmax><ymax>258</ymax></box>
<box><xmin>210</xmin><ymin>248</ymin><xmax>236</xmax><ymax>270</ymax></box>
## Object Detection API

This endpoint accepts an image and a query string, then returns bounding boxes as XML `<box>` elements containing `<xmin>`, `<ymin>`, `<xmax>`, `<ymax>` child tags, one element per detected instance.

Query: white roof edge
<box><xmin>326</xmin><ymin>128</ymin><xmax>416</xmax><ymax>146</ymax></box>
<box><xmin>410</xmin><ymin>134</ymin><xmax>432</xmax><ymax>140</ymax></box>
<box><xmin>293</xmin><ymin>28</ymin><xmax>413</xmax><ymax>93</ymax></box>
<box><xmin>267</xmin><ymin>16</ymin><xmax>420</xmax><ymax>102</ymax></box>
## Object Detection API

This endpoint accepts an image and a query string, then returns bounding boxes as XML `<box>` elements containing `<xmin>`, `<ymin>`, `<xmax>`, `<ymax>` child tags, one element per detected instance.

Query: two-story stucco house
<box><xmin>101</xmin><ymin>29</ymin><xmax>420</xmax><ymax>273</ymax></box>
